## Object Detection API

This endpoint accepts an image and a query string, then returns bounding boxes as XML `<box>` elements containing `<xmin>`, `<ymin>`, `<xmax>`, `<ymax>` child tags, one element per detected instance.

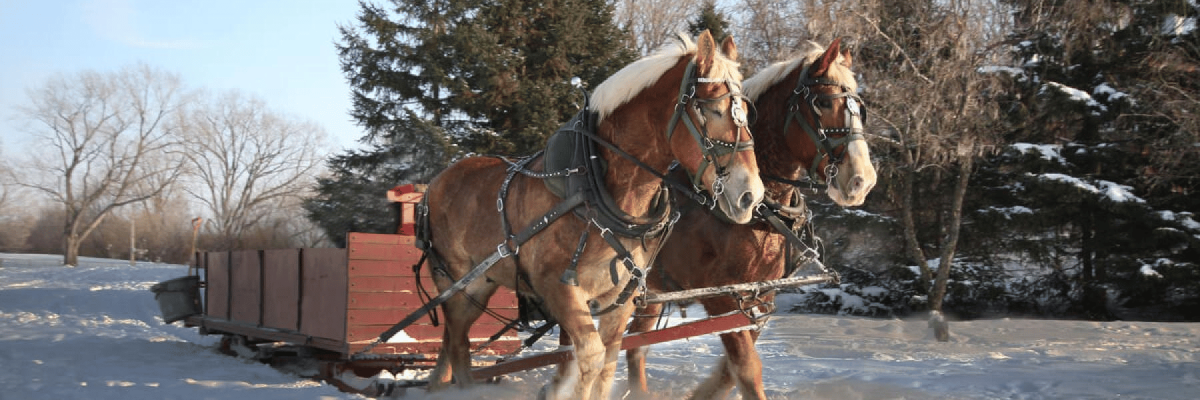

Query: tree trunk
<box><xmin>62</xmin><ymin>207</ymin><xmax>111</xmax><ymax>267</ymax></box>
<box><xmin>929</xmin><ymin>156</ymin><xmax>973</xmax><ymax>342</ymax></box>
<box><xmin>1081</xmin><ymin>207</ymin><xmax>1095</xmax><ymax>281</ymax></box>
<box><xmin>898</xmin><ymin>149</ymin><xmax>932</xmax><ymax>293</ymax></box>
<box><xmin>63</xmin><ymin>211</ymin><xmax>81</xmax><ymax>267</ymax></box>
<box><xmin>64</xmin><ymin>234</ymin><xmax>80</xmax><ymax>267</ymax></box>
<box><xmin>130</xmin><ymin>218</ymin><xmax>136</xmax><ymax>266</ymax></box>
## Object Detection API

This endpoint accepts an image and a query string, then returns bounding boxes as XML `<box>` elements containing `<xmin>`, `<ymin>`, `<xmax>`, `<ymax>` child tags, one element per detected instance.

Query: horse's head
<box><xmin>746</xmin><ymin>38</ymin><xmax>877</xmax><ymax>207</ymax></box>
<box><xmin>666</xmin><ymin>31</ymin><xmax>764</xmax><ymax>223</ymax></box>
<box><xmin>591</xmin><ymin>30</ymin><xmax>764</xmax><ymax>224</ymax></box>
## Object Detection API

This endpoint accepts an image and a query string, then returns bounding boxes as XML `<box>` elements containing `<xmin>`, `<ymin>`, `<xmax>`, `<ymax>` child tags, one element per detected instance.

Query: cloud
<box><xmin>79</xmin><ymin>0</ymin><xmax>205</xmax><ymax>50</ymax></box>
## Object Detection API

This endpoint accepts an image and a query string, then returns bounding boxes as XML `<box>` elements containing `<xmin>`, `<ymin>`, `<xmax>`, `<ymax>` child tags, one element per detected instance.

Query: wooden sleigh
<box><xmin>162</xmin><ymin>184</ymin><xmax>834</xmax><ymax>395</ymax></box>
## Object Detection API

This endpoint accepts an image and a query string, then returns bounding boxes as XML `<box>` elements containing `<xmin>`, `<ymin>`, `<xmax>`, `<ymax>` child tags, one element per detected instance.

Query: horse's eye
<box><xmin>817</xmin><ymin>99</ymin><xmax>833</xmax><ymax>109</ymax></box>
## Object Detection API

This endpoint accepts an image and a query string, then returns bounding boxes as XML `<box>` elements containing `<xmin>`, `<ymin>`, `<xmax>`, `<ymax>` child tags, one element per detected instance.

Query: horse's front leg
<box><xmin>721</xmin><ymin>308</ymin><xmax>769</xmax><ymax>400</ymax></box>
<box><xmin>690</xmin><ymin>353</ymin><xmax>735</xmax><ymax>400</ymax></box>
<box><xmin>689</xmin><ymin>297</ymin><xmax>768</xmax><ymax>400</ymax></box>
<box><xmin>538</xmin><ymin>288</ymin><xmax>604</xmax><ymax>400</ymax></box>
<box><xmin>707</xmin><ymin>329</ymin><xmax>767</xmax><ymax>400</ymax></box>
<box><xmin>591</xmin><ymin>301</ymin><xmax>637</xmax><ymax>400</ymax></box>
<box><xmin>625</xmin><ymin>302</ymin><xmax>663</xmax><ymax>396</ymax></box>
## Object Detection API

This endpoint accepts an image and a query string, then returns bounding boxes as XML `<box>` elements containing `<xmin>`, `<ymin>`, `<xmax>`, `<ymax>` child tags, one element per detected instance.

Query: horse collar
<box><xmin>541</xmin><ymin>116</ymin><xmax>673</xmax><ymax>239</ymax></box>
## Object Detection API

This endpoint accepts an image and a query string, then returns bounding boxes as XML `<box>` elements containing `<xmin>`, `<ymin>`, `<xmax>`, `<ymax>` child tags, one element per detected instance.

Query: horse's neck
<box><xmin>753</xmin><ymin>73</ymin><xmax>816</xmax><ymax>204</ymax></box>
<box><xmin>601</xmin><ymin>150</ymin><xmax>669</xmax><ymax>218</ymax></box>
<box><xmin>754</xmin><ymin>121</ymin><xmax>810</xmax><ymax>204</ymax></box>
<box><xmin>595</xmin><ymin>88</ymin><xmax>678</xmax><ymax>218</ymax></box>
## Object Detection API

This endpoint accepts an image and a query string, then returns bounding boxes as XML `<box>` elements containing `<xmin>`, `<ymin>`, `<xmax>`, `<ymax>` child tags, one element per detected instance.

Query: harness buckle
<box><xmin>632</xmin><ymin>266</ymin><xmax>648</xmax><ymax>306</ymax></box>
<box><xmin>629</xmin><ymin>264</ymin><xmax>644</xmax><ymax>279</ymax></box>
<box><xmin>497</xmin><ymin>240</ymin><xmax>519</xmax><ymax>258</ymax></box>
<box><xmin>679</xmin><ymin>85</ymin><xmax>695</xmax><ymax>105</ymax></box>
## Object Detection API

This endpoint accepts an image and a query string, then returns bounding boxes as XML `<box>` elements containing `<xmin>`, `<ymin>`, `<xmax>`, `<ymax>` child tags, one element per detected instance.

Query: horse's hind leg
<box><xmin>625</xmin><ymin>303</ymin><xmax>663</xmax><ymax>395</ymax></box>
<box><xmin>428</xmin><ymin>278</ymin><xmax>499</xmax><ymax>390</ymax></box>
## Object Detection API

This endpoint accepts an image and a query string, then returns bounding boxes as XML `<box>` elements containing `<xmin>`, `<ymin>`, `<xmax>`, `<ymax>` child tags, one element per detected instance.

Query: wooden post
<box><xmin>189</xmin><ymin>217</ymin><xmax>203</xmax><ymax>275</ymax></box>
<box><xmin>129</xmin><ymin>218</ymin><xmax>136</xmax><ymax>266</ymax></box>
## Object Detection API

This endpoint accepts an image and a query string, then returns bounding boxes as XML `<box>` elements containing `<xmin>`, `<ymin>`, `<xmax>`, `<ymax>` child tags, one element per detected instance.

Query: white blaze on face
<box><xmin>826</xmin><ymin>110</ymin><xmax>877</xmax><ymax>207</ymax></box>
<box><xmin>716</xmin><ymin>162</ymin><xmax>766</xmax><ymax>224</ymax></box>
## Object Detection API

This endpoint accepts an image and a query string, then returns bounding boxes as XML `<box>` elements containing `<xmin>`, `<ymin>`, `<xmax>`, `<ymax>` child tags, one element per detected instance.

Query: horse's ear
<box><xmin>811</xmin><ymin>37</ymin><xmax>843</xmax><ymax>77</ymax></box>
<box><xmin>695</xmin><ymin>30</ymin><xmax>717</xmax><ymax>74</ymax></box>
<box><xmin>720</xmin><ymin>35</ymin><xmax>738</xmax><ymax>62</ymax></box>
<box><xmin>840</xmin><ymin>40</ymin><xmax>853</xmax><ymax>69</ymax></box>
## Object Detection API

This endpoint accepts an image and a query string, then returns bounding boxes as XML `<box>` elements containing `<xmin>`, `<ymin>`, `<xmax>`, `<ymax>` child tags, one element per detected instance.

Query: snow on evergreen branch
<box><xmin>1034</xmin><ymin>173</ymin><xmax>1146</xmax><ymax>204</ymax></box>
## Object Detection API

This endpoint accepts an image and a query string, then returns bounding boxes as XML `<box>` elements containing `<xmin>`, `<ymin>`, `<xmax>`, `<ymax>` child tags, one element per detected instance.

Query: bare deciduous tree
<box><xmin>848</xmin><ymin>1</ymin><xmax>1011</xmax><ymax>341</ymax></box>
<box><xmin>179</xmin><ymin>91</ymin><xmax>327</xmax><ymax>250</ymax></box>
<box><xmin>767</xmin><ymin>0</ymin><xmax>1013</xmax><ymax>340</ymax></box>
<box><xmin>15</xmin><ymin>63</ymin><xmax>189</xmax><ymax>266</ymax></box>
<box><xmin>0</xmin><ymin>145</ymin><xmax>32</xmax><ymax>252</ymax></box>
<box><xmin>0</xmin><ymin>142</ymin><xmax>12</xmax><ymax>214</ymax></box>
<box><xmin>611</xmin><ymin>0</ymin><xmax>705</xmax><ymax>55</ymax></box>
<box><xmin>728</xmin><ymin>0</ymin><xmax>809</xmax><ymax>73</ymax></box>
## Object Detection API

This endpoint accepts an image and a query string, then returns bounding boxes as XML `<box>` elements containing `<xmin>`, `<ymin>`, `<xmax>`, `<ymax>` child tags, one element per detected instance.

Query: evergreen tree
<box><xmin>303</xmin><ymin>111</ymin><xmax>450</xmax><ymax>246</ymax></box>
<box><xmin>452</xmin><ymin>0</ymin><xmax>636</xmax><ymax>155</ymax></box>
<box><xmin>305</xmin><ymin>0</ymin><xmax>465</xmax><ymax>245</ymax></box>
<box><xmin>688</xmin><ymin>1</ymin><xmax>730</xmax><ymax>43</ymax></box>
<box><xmin>306</xmin><ymin>0</ymin><xmax>635</xmax><ymax>244</ymax></box>
<box><xmin>980</xmin><ymin>0</ymin><xmax>1200</xmax><ymax>319</ymax></box>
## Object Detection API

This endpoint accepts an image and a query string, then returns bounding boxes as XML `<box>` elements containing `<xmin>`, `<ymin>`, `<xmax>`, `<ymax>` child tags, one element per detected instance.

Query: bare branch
<box><xmin>11</xmin><ymin>63</ymin><xmax>188</xmax><ymax>265</ymax></box>
<box><xmin>178</xmin><ymin>90</ymin><xmax>328</xmax><ymax>249</ymax></box>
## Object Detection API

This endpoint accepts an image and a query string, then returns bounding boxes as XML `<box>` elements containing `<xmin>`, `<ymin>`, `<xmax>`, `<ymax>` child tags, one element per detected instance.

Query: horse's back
<box><xmin>424</xmin><ymin>157</ymin><xmax>511</xmax><ymax>257</ymax></box>
<box><xmin>427</xmin><ymin>156</ymin><xmax>507</xmax><ymax>200</ymax></box>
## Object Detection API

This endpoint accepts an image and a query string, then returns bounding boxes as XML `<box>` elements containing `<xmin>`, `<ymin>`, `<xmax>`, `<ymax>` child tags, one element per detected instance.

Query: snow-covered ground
<box><xmin>2</xmin><ymin>253</ymin><xmax>1197</xmax><ymax>399</ymax></box>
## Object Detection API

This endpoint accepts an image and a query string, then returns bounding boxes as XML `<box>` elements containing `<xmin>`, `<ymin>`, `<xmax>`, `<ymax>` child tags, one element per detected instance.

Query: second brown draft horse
<box><xmin>419</xmin><ymin>31</ymin><xmax>763</xmax><ymax>400</ymax></box>
<box><xmin>625</xmin><ymin>38</ymin><xmax>877</xmax><ymax>400</ymax></box>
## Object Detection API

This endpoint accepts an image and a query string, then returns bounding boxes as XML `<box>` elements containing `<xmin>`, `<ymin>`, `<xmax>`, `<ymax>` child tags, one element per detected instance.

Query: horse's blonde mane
<box><xmin>590</xmin><ymin>32</ymin><xmax>743</xmax><ymax>122</ymax></box>
<box><xmin>743</xmin><ymin>41</ymin><xmax>857</xmax><ymax>101</ymax></box>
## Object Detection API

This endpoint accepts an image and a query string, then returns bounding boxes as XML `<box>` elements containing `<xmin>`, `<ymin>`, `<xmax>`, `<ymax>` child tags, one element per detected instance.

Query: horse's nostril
<box><xmin>738</xmin><ymin>191</ymin><xmax>757</xmax><ymax>210</ymax></box>
<box><xmin>851</xmin><ymin>176</ymin><xmax>864</xmax><ymax>193</ymax></box>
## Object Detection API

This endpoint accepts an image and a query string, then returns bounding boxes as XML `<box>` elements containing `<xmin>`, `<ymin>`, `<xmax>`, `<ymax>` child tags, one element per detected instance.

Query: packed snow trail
<box><xmin>1</xmin><ymin>253</ymin><xmax>1197</xmax><ymax>399</ymax></box>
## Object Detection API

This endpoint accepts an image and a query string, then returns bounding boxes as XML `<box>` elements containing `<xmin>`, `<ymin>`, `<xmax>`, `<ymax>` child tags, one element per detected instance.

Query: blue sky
<box><xmin>0</xmin><ymin>0</ymin><xmax>364</xmax><ymax>153</ymax></box>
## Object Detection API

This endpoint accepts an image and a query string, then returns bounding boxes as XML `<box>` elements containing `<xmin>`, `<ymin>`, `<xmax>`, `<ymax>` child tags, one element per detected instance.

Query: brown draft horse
<box><xmin>421</xmin><ymin>31</ymin><xmax>764</xmax><ymax>400</ymax></box>
<box><xmin>625</xmin><ymin>38</ymin><xmax>877</xmax><ymax>400</ymax></box>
